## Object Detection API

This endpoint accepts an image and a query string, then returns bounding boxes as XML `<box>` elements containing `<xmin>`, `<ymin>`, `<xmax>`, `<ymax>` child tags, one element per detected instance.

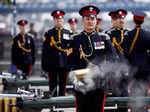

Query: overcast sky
<box><xmin>16</xmin><ymin>0</ymin><xmax>150</xmax><ymax>3</ymax></box>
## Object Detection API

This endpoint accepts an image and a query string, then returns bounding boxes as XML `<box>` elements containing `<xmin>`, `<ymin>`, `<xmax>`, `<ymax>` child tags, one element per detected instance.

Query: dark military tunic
<box><xmin>41</xmin><ymin>27</ymin><xmax>71</xmax><ymax>96</ymax></box>
<box><xmin>106</xmin><ymin>27</ymin><xmax>129</xmax><ymax>57</ymax></box>
<box><xmin>124</xmin><ymin>27</ymin><xmax>150</xmax><ymax>80</ymax></box>
<box><xmin>124</xmin><ymin>27</ymin><xmax>150</xmax><ymax>97</ymax></box>
<box><xmin>67</xmin><ymin>32</ymin><xmax>78</xmax><ymax>70</ymax></box>
<box><xmin>11</xmin><ymin>33</ymin><xmax>35</xmax><ymax>74</ymax></box>
<box><xmin>42</xmin><ymin>27</ymin><xmax>71</xmax><ymax>72</ymax></box>
<box><xmin>72</xmin><ymin>31</ymin><xmax>117</xmax><ymax>69</ymax></box>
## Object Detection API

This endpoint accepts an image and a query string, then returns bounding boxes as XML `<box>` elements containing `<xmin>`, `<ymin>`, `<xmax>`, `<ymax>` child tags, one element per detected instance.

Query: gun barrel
<box><xmin>3</xmin><ymin>79</ymin><xmax>48</xmax><ymax>87</ymax></box>
<box><xmin>0</xmin><ymin>75</ymin><xmax>15</xmax><ymax>79</ymax></box>
<box><xmin>0</xmin><ymin>93</ymin><xmax>34</xmax><ymax>99</ymax></box>
<box><xmin>18</xmin><ymin>96</ymin><xmax>150</xmax><ymax>109</ymax></box>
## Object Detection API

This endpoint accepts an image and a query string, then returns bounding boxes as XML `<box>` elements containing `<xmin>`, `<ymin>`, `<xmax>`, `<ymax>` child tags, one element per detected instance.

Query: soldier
<box><xmin>106</xmin><ymin>9</ymin><xmax>129</xmax><ymax>58</ymax></box>
<box><xmin>105</xmin><ymin>9</ymin><xmax>130</xmax><ymax>112</ymax></box>
<box><xmin>11</xmin><ymin>20</ymin><xmax>35</xmax><ymax>79</ymax></box>
<box><xmin>67</xmin><ymin>18</ymin><xmax>79</xmax><ymax>71</ymax></box>
<box><xmin>124</xmin><ymin>11</ymin><xmax>150</xmax><ymax>97</ymax></box>
<box><xmin>96</xmin><ymin>17</ymin><xmax>103</xmax><ymax>32</ymax></box>
<box><xmin>41</xmin><ymin>10</ymin><xmax>72</xmax><ymax>98</ymax></box>
<box><xmin>28</xmin><ymin>23</ymin><xmax>37</xmax><ymax>39</ymax></box>
<box><xmin>68</xmin><ymin>18</ymin><xmax>78</xmax><ymax>35</ymax></box>
<box><xmin>71</xmin><ymin>5</ymin><xmax>117</xmax><ymax>112</ymax></box>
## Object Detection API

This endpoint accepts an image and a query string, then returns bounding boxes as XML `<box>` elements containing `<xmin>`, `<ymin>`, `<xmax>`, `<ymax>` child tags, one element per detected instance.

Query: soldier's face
<box><xmin>111</xmin><ymin>18</ymin><xmax>118</xmax><ymax>28</ymax></box>
<box><xmin>82</xmin><ymin>16</ymin><xmax>97</xmax><ymax>31</ymax></box>
<box><xmin>19</xmin><ymin>25</ymin><xmax>26</xmax><ymax>34</ymax></box>
<box><xmin>70</xmin><ymin>23</ymin><xmax>77</xmax><ymax>31</ymax></box>
<box><xmin>53</xmin><ymin>17</ymin><xmax>64</xmax><ymax>28</ymax></box>
<box><xmin>116</xmin><ymin>18</ymin><xmax>125</xmax><ymax>29</ymax></box>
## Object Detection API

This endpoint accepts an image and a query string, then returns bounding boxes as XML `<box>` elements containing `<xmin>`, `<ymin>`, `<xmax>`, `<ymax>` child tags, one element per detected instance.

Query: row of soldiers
<box><xmin>11</xmin><ymin>4</ymin><xmax>150</xmax><ymax>112</ymax></box>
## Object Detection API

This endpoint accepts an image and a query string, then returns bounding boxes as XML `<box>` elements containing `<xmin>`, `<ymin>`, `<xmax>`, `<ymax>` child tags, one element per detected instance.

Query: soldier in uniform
<box><xmin>68</xmin><ymin>18</ymin><xmax>78</xmax><ymax>35</ymax></box>
<box><xmin>96</xmin><ymin>17</ymin><xmax>103</xmax><ymax>32</ymax></box>
<box><xmin>28</xmin><ymin>23</ymin><xmax>37</xmax><ymax>39</ymax></box>
<box><xmin>71</xmin><ymin>5</ymin><xmax>118</xmax><ymax>112</ymax></box>
<box><xmin>105</xmin><ymin>10</ymin><xmax>130</xmax><ymax>112</ymax></box>
<box><xmin>11</xmin><ymin>20</ymin><xmax>35</xmax><ymax>79</ymax></box>
<box><xmin>28</xmin><ymin>23</ymin><xmax>38</xmax><ymax>75</ymax></box>
<box><xmin>67</xmin><ymin>18</ymin><xmax>79</xmax><ymax>71</ymax></box>
<box><xmin>124</xmin><ymin>11</ymin><xmax>150</xmax><ymax>97</ymax></box>
<box><xmin>106</xmin><ymin>9</ymin><xmax>129</xmax><ymax>58</ymax></box>
<box><xmin>41</xmin><ymin>10</ymin><xmax>72</xmax><ymax>97</ymax></box>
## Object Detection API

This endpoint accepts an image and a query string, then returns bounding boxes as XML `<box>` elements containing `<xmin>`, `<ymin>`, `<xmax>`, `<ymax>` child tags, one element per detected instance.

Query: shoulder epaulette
<box><xmin>98</xmin><ymin>32</ymin><xmax>110</xmax><ymax>40</ymax></box>
<box><xmin>27</xmin><ymin>33</ymin><xmax>34</xmax><ymax>38</ymax></box>
<box><xmin>125</xmin><ymin>28</ymin><xmax>131</xmax><ymax>31</ymax></box>
<box><xmin>73</xmin><ymin>33</ymin><xmax>79</xmax><ymax>37</ymax></box>
<box><xmin>105</xmin><ymin>27</ymin><xmax>116</xmax><ymax>34</ymax></box>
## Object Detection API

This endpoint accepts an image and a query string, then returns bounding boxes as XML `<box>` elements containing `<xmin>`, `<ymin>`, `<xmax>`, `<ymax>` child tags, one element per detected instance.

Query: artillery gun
<box><xmin>1</xmin><ymin>89</ymin><xmax>150</xmax><ymax>112</ymax></box>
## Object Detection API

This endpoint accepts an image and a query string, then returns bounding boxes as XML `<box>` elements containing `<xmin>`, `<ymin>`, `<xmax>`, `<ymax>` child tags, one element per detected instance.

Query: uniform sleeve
<box><xmin>104</xmin><ymin>34</ymin><xmax>119</xmax><ymax>62</ymax></box>
<box><xmin>31</xmin><ymin>37</ymin><xmax>35</xmax><ymax>65</ymax></box>
<box><xmin>41</xmin><ymin>32</ymin><xmax>49</xmax><ymax>71</ymax></box>
<box><xmin>69</xmin><ymin>36</ymin><xmax>83</xmax><ymax>70</ymax></box>
<box><xmin>122</xmin><ymin>32</ymin><xmax>130</xmax><ymax>58</ymax></box>
<box><xmin>11</xmin><ymin>37</ymin><xmax>19</xmax><ymax>65</ymax></box>
<box><xmin>71</xmin><ymin>36</ymin><xmax>80</xmax><ymax>51</ymax></box>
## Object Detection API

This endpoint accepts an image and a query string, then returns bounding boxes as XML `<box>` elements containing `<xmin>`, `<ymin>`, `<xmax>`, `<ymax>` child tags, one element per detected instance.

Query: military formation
<box><xmin>2</xmin><ymin>4</ymin><xmax>150</xmax><ymax>112</ymax></box>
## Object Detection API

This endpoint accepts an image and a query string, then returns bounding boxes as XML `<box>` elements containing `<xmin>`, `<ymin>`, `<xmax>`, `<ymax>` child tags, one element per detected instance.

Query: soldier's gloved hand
<box><xmin>74</xmin><ymin>79</ymin><xmax>86</xmax><ymax>94</ymax></box>
<box><xmin>69</xmin><ymin>70</ymin><xmax>86</xmax><ymax>94</ymax></box>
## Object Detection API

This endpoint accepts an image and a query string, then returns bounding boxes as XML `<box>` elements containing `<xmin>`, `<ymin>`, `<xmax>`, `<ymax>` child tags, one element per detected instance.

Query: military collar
<box><xmin>54</xmin><ymin>26</ymin><xmax>63</xmax><ymax>30</ymax></box>
<box><xmin>82</xmin><ymin>30</ymin><xmax>96</xmax><ymax>36</ymax></box>
<box><xmin>135</xmin><ymin>26</ymin><xmax>141</xmax><ymax>29</ymax></box>
<box><xmin>116</xmin><ymin>28</ymin><xmax>124</xmax><ymax>31</ymax></box>
<box><xmin>19</xmin><ymin>33</ymin><xmax>26</xmax><ymax>37</ymax></box>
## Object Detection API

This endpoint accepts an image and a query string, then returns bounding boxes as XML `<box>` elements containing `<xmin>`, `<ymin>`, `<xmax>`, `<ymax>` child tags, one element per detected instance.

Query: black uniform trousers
<box><xmin>16</xmin><ymin>64</ymin><xmax>32</xmax><ymax>79</ymax></box>
<box><xmin>48</xmin><ymin>70</ymin><xmax>68</xmax><ymax>96</ymax></box>
<box><xmin>75</xmin><ymin>89</ymin><xmax>106</xmax><ymax>112</ymax></box>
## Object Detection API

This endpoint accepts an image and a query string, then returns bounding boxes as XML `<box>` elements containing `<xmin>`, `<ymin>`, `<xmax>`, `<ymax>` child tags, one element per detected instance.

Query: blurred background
<box><xmin>0</xmin><ymin>0</ymin><xmax>150</xmax><ymax>75</ymax></box>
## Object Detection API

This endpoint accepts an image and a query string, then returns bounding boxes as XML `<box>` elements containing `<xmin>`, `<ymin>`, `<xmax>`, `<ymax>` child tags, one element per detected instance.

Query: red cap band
<box><xmin>134</xmin><ymin>15</ymin><xmax>144</xmax><ymax>21</ymax></box>
<box><xmin>17</xmin><ymin>20</ymin><xmax>28</xmax><ymax>26</ymax></box>
<box><xmin>69</xmin><ymin>20</ymin><xmax>77</xmax><ymax>24</ymax></box>
<box><xmin>53</xmin><ymin>13</ymin><xmax>64</xmax><ymax>17</ymax></box>
<box><xmin>82</xmin><ymin>10</ymin><xmax>97</xmax><ymax>16</ymax></box>
<box><xmin>116</xmin><ymin>13</ymin><xmax>126</xmax><ymax>17</ymax></box>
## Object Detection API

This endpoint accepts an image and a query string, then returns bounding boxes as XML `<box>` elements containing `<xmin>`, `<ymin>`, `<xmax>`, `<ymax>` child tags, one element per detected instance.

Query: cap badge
<box><xmin>119</xmin><ymin>11</ymin><xmax>122</xmax><ymax>15</ymax></box>
<box><xmin>57</xmin><ymin>11</ymin><xmax>60</xmax><ymax>14</ymax></box>
<box><xmin>89</xmin><ymin>7</ymin><xmax>93</xmax><ymax>11</ymax></box>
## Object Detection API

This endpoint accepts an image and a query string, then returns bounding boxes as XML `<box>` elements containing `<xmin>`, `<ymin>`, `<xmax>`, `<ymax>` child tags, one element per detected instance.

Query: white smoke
<box><xmin>82</xmin><ymin>61</ymin><xmax>150</xmax><ymax>111</ymax></box>
<box><xmin>83</xmin><ymin>61</ymin><xmax>131</xmax><ymax>94</ymax></box>
<box><xmin>69</xmin><ymin>60</ymin><xmax>150</xmax><ymax>111</ymax></box>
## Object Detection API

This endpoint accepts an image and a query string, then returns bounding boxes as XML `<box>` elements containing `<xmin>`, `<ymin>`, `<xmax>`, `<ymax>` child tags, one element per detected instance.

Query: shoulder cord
<box><xmin>79</xmin><ymin>33</ymin><xmax>94</xmax><ymax>64</ymax></box>
<box><xmin>17</xmin><ymin>34</ymin><xmax>31</xmax><ymax>53</ymax></box>
<box><xmin>49</xmin><ymin>28</ymin><xmax>68</xmax><ymax>53</ymax></box>
<box><xmin>112</xmin><ymin>29</ymin><xmax>124</xmax><ymax>54</ymax></box>
<box><xmin>129</xmin><ymin>27</ymin><xmax>141</xmax><ymax>55</ymax></box>
<box><xmin>50</xmin><ymin>36</ymin><xmax>68</xmax><ymax>53</ymax></box>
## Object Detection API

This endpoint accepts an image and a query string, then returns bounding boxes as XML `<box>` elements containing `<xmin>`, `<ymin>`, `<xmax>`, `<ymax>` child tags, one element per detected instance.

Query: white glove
<box><xmin>69</xmin><ymin>71</ymin><xmax>86</xmax><ymax>94</ymax></box>
<box><xmin>74</xmin><ymin>79</ymin><xmax>86</xmax><ymax>94</ymax></box>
